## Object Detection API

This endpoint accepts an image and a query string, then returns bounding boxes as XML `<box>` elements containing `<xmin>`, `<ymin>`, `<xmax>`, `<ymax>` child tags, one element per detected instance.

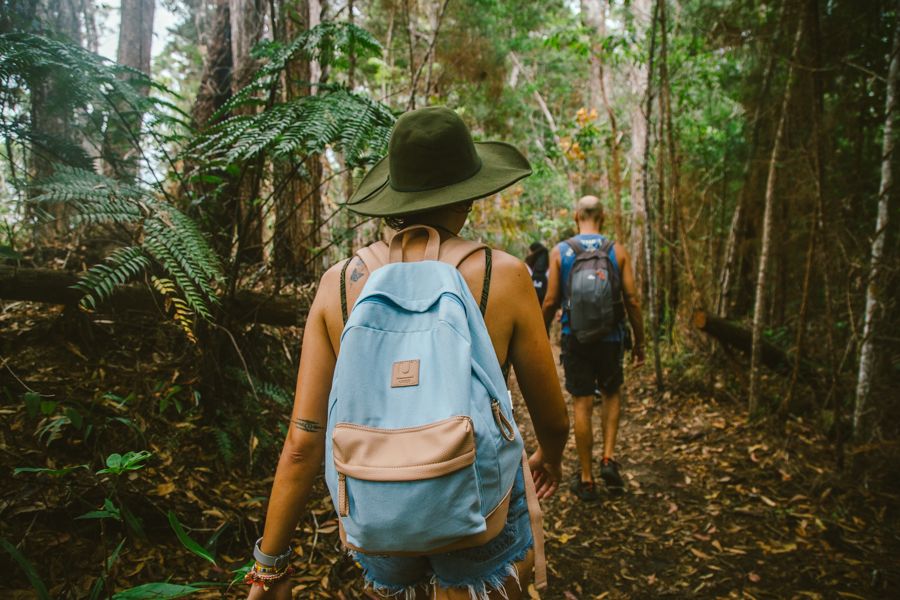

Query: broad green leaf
<box><xmin>167</xmin><ymin>511</ymin><xmax>216</xmax><ymax>566</ymax></box>
<box><xmin>14</xmin><ymin>464</ymin><xmax>88</xmax><ymax>476</ymax></box>
<box><xmin>0</xmin><ymin>538</ymin><xmax>50</xmax><ymax>600</ymax></box>
<box><xmin>111</xmin><ymin>582</ymin><xmax>203</xmax><ymax>599</ymax></box>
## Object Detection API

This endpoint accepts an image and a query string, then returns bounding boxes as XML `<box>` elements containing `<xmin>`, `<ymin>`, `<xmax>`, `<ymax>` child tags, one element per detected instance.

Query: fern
<box><xmin>32</xmin><ymin>168</ymin><xmax>223</xmax><ymax>327</ymax></box>
<box><xmin>74</xmin><ymin>247</ymin><xmax>151</xmax><ymax>309</ymax></box>
<box><xmin>0</xmin><ymin>32</ymin><xmax>176</xmax><ymax>170</ymax></box>
<box><xmin>213</xmin><ymin>429</ymin><xmax>235</xmax><ymax>466</ymax></box>
<box><xmin>151</xmin><ymin>277</ymin><xmax>197</xmax><ymax>343</ymax></box>
<box><xmin>192</xmin><ymin>89</ymin><xmax>394</xmax><ymax>168</ymax></box>
<box><xmin>211</xmin><ymin>22</ymin><xmax>382</xmax><ymax>122</ymax></box>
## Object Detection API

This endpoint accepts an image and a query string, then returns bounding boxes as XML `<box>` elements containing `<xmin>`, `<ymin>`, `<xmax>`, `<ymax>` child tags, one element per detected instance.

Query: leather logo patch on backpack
<box><xmin>391</xmin><ymin>360</ymin><xmax>420</xmax><ymax>387</ymax></box>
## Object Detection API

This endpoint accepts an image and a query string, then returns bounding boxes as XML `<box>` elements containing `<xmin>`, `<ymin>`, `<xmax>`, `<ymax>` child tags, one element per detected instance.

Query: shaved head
<box><xmin>575</xmin><ymin>195</ymin><xmax>604</xmax><ymax>224</ymax></box>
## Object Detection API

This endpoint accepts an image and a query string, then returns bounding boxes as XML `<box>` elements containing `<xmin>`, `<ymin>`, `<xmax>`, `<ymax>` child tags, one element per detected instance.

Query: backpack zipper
<box><xmin>338</xmin><ymin>473</ymin><xmax>348</xmax><ymax>516</ymax></box>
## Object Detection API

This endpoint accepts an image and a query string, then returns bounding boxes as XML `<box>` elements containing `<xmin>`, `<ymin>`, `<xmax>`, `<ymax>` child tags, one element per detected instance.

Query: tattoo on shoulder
<box><xmin>293</xmin><ymin>418</ymin><xmax>324</xmax><ymax>433</ymax></box>
<box><xmin>349</xmin><ymin>257</ymin><xmax>366</xmax><ymax>282</ymax></box>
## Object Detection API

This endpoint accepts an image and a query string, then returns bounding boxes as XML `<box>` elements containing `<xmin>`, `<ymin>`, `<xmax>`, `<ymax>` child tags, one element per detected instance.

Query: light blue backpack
<box><xmin>324</xmin><ymin>226</ymin><xmax>541</xmax><ymax>564</ymax></box>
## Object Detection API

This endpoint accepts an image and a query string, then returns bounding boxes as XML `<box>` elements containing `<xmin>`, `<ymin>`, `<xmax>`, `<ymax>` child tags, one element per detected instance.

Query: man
<box><xmin>542</xmin><ymin>195</ymin><xmax>645</xmax><ymax>501</ymax></box>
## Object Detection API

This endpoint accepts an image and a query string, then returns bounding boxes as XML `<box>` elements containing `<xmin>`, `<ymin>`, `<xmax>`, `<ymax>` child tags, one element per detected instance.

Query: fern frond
<box><xmin>74</xmin><ymin>246</ymin><xmax>151</xmax><ymax>310</ymax></box>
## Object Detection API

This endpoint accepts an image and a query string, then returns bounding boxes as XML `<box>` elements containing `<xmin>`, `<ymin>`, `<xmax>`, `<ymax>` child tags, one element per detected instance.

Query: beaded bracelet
<box><xmin>244</xmin><ymin>562</ymin><xmax>295</xmax><ymax>590</ymax></box>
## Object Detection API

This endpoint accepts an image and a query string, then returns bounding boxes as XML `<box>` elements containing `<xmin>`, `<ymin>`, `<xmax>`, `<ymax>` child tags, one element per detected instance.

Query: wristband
<box><xmin>253</xmin><ymin>537</ymin><xmax>293</xmax><ymax>571</ymax></box>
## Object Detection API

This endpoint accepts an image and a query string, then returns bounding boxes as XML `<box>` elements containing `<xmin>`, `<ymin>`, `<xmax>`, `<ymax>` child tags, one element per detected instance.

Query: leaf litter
<box><xmin>0</xmin><ymin>304</ymin><xmax>898</xmax><ymax>598</ymax></box>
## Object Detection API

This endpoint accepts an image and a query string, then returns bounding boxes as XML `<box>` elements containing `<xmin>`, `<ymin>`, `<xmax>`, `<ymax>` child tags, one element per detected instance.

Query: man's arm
<box><xmin>541</xmin><ymin>245</ymin><xmax>562</xmax><ymax>329</ymax></box>
<box><xmin>616</xmin><ymin>243</ymin><xmax>645</xmax><ymax>365</ymax></box>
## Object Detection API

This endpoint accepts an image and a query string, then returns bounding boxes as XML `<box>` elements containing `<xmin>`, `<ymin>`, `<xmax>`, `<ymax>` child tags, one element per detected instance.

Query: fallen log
<box><xmin>0</xmin><ymin>265</ymin><xmax>305</xmax><ymax>327</ymax></box>
<box><xmin>692</xmin><ymin>310</ymin><xmax>820</xmax><ymax>382</ymax></box>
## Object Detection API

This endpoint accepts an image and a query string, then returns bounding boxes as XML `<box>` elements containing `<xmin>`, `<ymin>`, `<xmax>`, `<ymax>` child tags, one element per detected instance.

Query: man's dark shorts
<box><xmin>561</xmin><ymin>334</ymin><xmax>624</xmax><ymax>396</ymax></box>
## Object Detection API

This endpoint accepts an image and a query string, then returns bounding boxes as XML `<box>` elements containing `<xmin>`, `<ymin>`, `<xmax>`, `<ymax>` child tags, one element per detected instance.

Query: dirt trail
<box><xmin>507</xmin><ymin>340</ymin><xmax>898</xmax><ymax>599</ymax></box>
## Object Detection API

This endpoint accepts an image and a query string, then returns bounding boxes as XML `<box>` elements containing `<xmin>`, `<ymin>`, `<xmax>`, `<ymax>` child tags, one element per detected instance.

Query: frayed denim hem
<box><xmin>430</xmin><ymin>544</ymin><xmax>530</xmax><ymax>600</ymax></box>
<box><xmin>358</xmin><ymin>562</ymin><xmax>430</xmax><ymax>599</ymax></box>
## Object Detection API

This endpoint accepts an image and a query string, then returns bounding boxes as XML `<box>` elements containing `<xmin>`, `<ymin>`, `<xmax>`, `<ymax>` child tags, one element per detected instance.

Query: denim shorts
<box><xmin>354</xmin><ymin>464</ymin><xmax>533</xmax><ymax>598</ymax></box>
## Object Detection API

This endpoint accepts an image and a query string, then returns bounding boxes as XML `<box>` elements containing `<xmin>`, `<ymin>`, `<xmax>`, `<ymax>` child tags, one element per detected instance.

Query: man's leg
<box><xmin>572</xmin><ymin>394</ymin><xmax>595</xmax><ymax>483</ymax></box>
<box><xmin>599</xmin><ymin>388</ymin><xmax>621</xmax><ymax>460</ymax></box>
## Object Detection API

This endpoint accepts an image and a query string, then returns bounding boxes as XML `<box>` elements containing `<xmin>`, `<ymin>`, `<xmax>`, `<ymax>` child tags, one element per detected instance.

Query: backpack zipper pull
<box><xmin>491</xmin><ymin>399</ymin><xmax>516</xmax><ymax>442</ymax></box>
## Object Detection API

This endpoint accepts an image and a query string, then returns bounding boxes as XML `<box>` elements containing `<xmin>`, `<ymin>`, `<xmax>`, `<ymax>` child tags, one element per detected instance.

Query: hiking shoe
<box><xmin>600</xmin><ymin>458</ymin><xmax>625</xmax><ymax>492</ymax></box>
<box><xmin>569</xmin><ymin>476</ymin><xmax>600</xmax><ymax>502</ymax></box>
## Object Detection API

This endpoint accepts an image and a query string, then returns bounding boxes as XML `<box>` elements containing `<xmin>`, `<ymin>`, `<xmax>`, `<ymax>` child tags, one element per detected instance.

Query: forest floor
<box><xmin>1</xmin><ymin>304</ymin><xmax>898</xmax><ymax>599</ymax></box>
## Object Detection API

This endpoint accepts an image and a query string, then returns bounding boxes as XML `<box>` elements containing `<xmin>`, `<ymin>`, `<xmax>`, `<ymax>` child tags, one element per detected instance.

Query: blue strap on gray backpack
<box><xmin>327</xmin><ymin>225</ymin><xmax>547</xmax><ymax>590</ymax></box>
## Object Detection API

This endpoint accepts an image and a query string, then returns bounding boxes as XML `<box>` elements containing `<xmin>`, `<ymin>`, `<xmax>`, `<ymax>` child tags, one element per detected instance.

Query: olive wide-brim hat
<box><xmin>346</xmin><ymin>106</ymin><xmax>532</xmax><ymax>217</ymax></box>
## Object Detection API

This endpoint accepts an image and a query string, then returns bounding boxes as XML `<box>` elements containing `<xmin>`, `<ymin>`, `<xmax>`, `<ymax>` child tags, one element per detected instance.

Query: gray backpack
<box><xmin>565</xmin><ymin>237</ymin><xmax>625</xmax><ymax>343</ymax></box>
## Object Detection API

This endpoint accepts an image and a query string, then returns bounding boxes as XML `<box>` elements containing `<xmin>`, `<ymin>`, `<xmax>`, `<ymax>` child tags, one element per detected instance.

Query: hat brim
<box><xmin>345</xmin><ymin>141</ymin><xmax>532</xmax><ymax>217</ymax></box>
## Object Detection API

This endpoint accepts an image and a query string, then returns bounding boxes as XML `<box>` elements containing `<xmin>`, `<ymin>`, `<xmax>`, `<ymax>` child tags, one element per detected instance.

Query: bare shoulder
<box><xmin>613</xmin><ymin>241</ymin><xmax>630</xmax><ymax>262</ymax></box>
<box><xmin>490</xmin><ymin>248</ymin><xmax>530</xmax><ymax>278</ymax></box>
<box><xmin>488</xmin><ymin>248</ymin><xmax>534</xmax><ymax>294</ymax></box>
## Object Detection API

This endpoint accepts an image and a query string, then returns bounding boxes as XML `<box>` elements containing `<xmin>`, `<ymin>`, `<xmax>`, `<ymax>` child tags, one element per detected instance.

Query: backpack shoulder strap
<box><xmin>435</xmin><ymin>236</ymin><xmax>492</xmax><ymax>316</ymax></box>
<box><xmin>438</xmin><ymin>236</ymin><xmax>487</xmax><ymax>267</ymax></box>
<box><xmin>565</xmin><ymin>237</ymin><xmax>584</xmax><ymax>256</ymax></box>
<box><xmin>479</xmin><ymin>247</ymin><xmax>492</xmax><ymax>316</ymax></box>
<box><xmin>357</xmin><ymin>240</ymin><xmax>389</xmax><ymax>272</ymax></box>
<box><xmin>340</xmin><ymin>240</ymin><xmax>389</xmax><ymax>326</ymax></box>
<box><xmin>599</xmin><ymin>238</ymin><xmax>615</xmax><ymax>255</ymax></box>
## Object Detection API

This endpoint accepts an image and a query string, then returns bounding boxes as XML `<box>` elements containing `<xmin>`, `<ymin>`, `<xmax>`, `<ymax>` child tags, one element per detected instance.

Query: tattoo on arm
<box><xmin>293</xmin><ymin>418</ymin><xmax>324</xmax><ymax>433</ymax></box>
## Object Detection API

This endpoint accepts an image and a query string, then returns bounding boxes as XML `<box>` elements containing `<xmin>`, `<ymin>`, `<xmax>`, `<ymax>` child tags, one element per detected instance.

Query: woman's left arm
<box><xmin>247</xmin><ymin>270</ymin><xmax>339</xmax><ymax>597</ymax></box>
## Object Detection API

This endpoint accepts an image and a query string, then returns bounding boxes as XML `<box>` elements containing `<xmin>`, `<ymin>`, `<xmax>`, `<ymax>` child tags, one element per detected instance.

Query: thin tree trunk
<box><xmin>404</xmin><ymin>0</ymin><xmax>417</xmax><ymax>109</ymax></box>
<box><xmin>749</xmin><ymin>12</ymin><xmax>805</xmax><ymax>414</ymax></box>
<box><xmin>659</xmin><ymin>0</ymin><xmax>701</xmax><ymax>309</ymax></box>
<box><xmin>29</xmin><ymin>0</ymin><xmax>84</xmax><ymax>246</ymax></box>
<box><xmin>854</xmin><ymin>10</ymin><xmax>899</xmax><ymax>439</ymax></box>
<box><xmin>230</xmin><ymin>0</ymin><xmax>265</xmax><ymax>264</ymax></box>
<box><xmin>509</xmin><ymin>51</ymin><xmax>577</xmax><ymax>198</ymax></box>
<box><xmin>274</xmin><ymin>0</ymin><xmax>322</xmax><ymax>281</ymax></box>
<box><xmin>103</xmin><ymin>0</ymin><xmax>155</xmax><ymax>181</ymax></box>
<box><xmin>716</xmin><ymin>3</ymin><xmax>786</xmax><ymax>317</ymax></box>
<box><xmin>629</xmin><ymin>0</ymin><xmax>652</xmax><ymax>295</ymax></box>
<box><xmin>642</xmin><ymin>0</ymin><xmax>663</xmax><ymax>391</ymax></box>
<box><xmin>185</xmin><ymin>0</ymin><xmax>234</xmax><ymax>260</ymax></box>
<box><xmin>583</xmin><ymin>0</ymin><xmax>625</xmax><ymax>241</ymax></box>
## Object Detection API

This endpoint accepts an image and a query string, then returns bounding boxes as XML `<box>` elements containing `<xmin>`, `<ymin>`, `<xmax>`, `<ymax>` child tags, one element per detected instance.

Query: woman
<box><xmin>246</xmin><ymin>107</ymin><xmax>569</xmax><ymax>599</ymax></box>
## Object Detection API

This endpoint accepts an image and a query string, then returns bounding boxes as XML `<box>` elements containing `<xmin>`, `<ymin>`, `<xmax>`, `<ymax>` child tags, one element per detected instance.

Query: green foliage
<box><xmin>193</xmin><ymin>88</ymin><xmax>394</xmax><ymax>167</ymax></box>
<box><xmin>31</xmin><ymin>167</ymin><xmax>223</xmax><ymax>323</ymax></box>
<box><xmin>111</xmin><ymin>582</ymin><xmax>205</xmax><ymax>599</ymax></box>
<box><xmin>0</xmin><ymin>538</ymin><xmax>51</xmax><ymax>600</ymax></box>
<box><xmin>167</xmin><ymin>511</ymin><xmax>217</xmax><ymax>566</ymax></box>
<box><xmin>213</xmin><ymin>428</ymin><xmax>235</xmax><ymax>466</ymax></box>
<box><xmin>0</xmin><ymin>32</ymin><xmax>179</xmax><ymax>170</ymax></box>
<box><xmin>97</xmin><ymin>450</ymin><xmax>152</xmax><ymax>475</ymax></box>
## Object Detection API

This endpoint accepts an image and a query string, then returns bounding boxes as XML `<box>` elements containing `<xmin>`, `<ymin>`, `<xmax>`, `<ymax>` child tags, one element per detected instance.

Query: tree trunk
<box><xmin>716</xmin><ymin>3</ymin><xmax>786</xmax><ymax>318</ymax></box>
<box><xmin>273</xmin><ymin>0</ymin><xmax>323</xmax><ymax>281</ymax></box>
<box><xmin>748</xmin><ymin>12</ymin><xmax>805</xmax><ymax>414</ymax></box>
<box><xmin>854</xmin><ymin>11</ymin><xmax>899</xmax><ymax>440</ymax></box>
<box><xmin>230</xmin><ymin>0</ymin><xmax>265</xmax><ymax>264</ymax></box>
<box><xmin>642</xmin><ymin>0</ymin><xmax>664</xmax><ymax>391</ymax></box>
<box><xmin>693</xmin><ymin>310</ymin><xmax>820</xmax><ymax>385</ymax></box>
<box><xmin>186</xmin><ymin>0</ymin><xmax>234</xmax><ymax>260</ymax></box>
<box><xmin>582</xmin><ymin>0</ymin><xmax>625</xmax><ymax>241</ymax></box>
<box><xmin>103</xmin><ymin>0</ymin><xmax>155</xmax><ymax>181</ymax></box>
<box><xmin>29</xmin><ymin>0</ymin><xmax>84</xmax><ymax>246</ymax></box>
<box><xmin>629</xmin><ymin>0</ymin><xmax>652</xmax><ymax>295</ymax></box>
